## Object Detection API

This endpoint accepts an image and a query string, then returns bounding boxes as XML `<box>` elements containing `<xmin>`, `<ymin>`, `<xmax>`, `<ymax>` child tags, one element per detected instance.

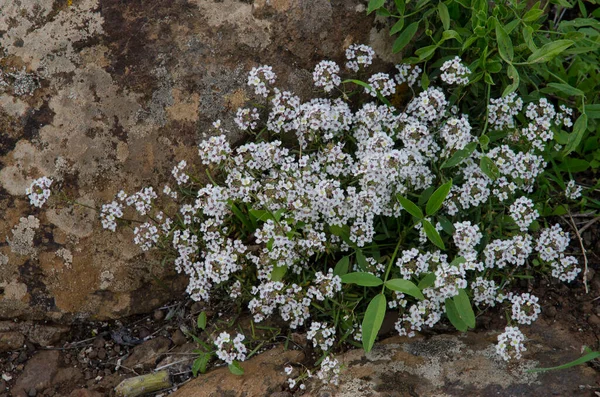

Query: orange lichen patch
<box><xmin>166</xmin><ymin>89</ymin><xmax>200</xmax><ymax>122</ymax></box>
<box><xmin>224</xmin><ymin>89</ymin><xmax>249</xmax><ymax>112</ymax></box>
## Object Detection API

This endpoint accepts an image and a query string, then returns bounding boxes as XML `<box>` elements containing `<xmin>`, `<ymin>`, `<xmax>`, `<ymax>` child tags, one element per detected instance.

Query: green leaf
<box><xmin>249</xmin><ymin>209</ymin><xmax>274</xmax><ymax>222</ymax></box>
<box><xmin>362</xmin><ymin>294</ymin><xmax>387</xmax><ymax>353</ymax></box>
<box><xmin>415</xmin><ymin>44</ymin><xmax>438</xmax><ymax>60</ymax></box>
<box><xmin>367</xmin><ymin>0</ymin><xmax>386</xmax><ymax>14</ymax></box>
<box><xmin>356</xmin><ymin>250</ymin><xmax>369</xmax><ymax>271</ymax></box>
<box><xmin>445</xmin><ymin>298</ymin><xmax>468</xmax><ymax>332</ymax></box>
<box><xmin>341</xmin><ymin>272</ymin><xmax>384</xmax><ymax>287</ymax></box>
<box><xmin>393</xmin><ymin>22</ymin><xmax>419</xmax><ymax>53</ymax></box>
<box><xmin>192</xmin><ymin>353</ymin><xmax>211</xmax><ymax>376</ymax></box>
<box><xmin>426</xmin><ymin>180</ymin><xmax>453</xmax><ymax>216</ymax></box>
<box><xmin>584</xmin><ymin>104</ymin><xmax>600</xmax><ymax>119</ymax></box>
<box><xmin>495</xmin><ymin>21</ymin><xmax>514</xmax><ymax>63</ymax></box>
<box><xmin>454</xmin><ymin>289</ymin><xmax>476</xmax><ymax>328</ymax></box>
<box><xmin>558</xmin><ymin>157</ymin><xmax>590</xmax><ymax>173</ymax></box>
<box><xmin>546</xmin><ymin>83</ymin><xmax>584</xmax><ymax>97</ymax></box>
<box><xmin>526</xmin><ymin>40</ymin><xmax>574</xmax><ymax>64</ymax></box>
<box><xmin>438</xmin><ymin>2</ymin><xmax>450</xmax><ymax>30</ymax></box>
<box><xmin>441</xmin><ymin>142</ymin><xmax>477</xmax><ymax>168</ymax></box>
<box><xmin>228</xmin><ymin>361</ymin><xmax>244</xmax><ymax>376</ymax></box>
<box><xmin>441</xmin><ymin>30</ymin><xmax>463</xmax><ymax>43</ymax></box>
<box><xmin>197</xmin><ymin>312</ymin><xmax>207</xmax><ymax>330</ymax></box>
<box><xmin>390</xmin><ymin>19</ymin><xmax>405</xmax><ymax>36</ymax></box>
<box><xmin>480</xmin><ymin>156</ymin><xmax>499</xmax><ymax>180</ymax></box>
<box><xmin>503</xmin><ymin>64</ymin><xmax>519</xmax><ymax>96</ymax></box>
<box><xmin>449</xmin><ymin>256</ymin><xmax>466</xmax><ymax>267</ymax></box>
<box><xmin>270</xmin><ymin>265</ymin><xmax>287</xmax><ymax>282</ymax></box>
<box><xmin>523</xmin><ymin>7</ymin><xmax>544</xmax><ymax>22</ymax></box>
<box><xmin>528</xmin><ymin>351</ymin><xmax>600</xmax><ymax>373</ymax></box>
<box><xmin>230</xmin><ymin>203</ymin><xmax>254</xmax><ymax>232</ymax></box>
<box><xmin>418</xmin><ymin>273</ymin><xmax>436</xmax><ymax>290</ymax></box>
<box><xmin>333</xmin><ymin>256</ymin><xmax>350</xmax><ymax>276</ymax></box>
<box><xmin>522</xmin><ymin>26</ymin><xmax>537</xmax><ymax>52</ymax></box>
<box><xmin>385</xmin><ymin>279</ymin><xmax>425</xmax><ymax>300</ymax></box>
<box><xmin>423</xmin><ymin>219</ymin><xmax>445</xmax><ymax>250</ymax></box>
<box><xmin>564</xmin><ymin>113</ymin><xmax>588</xmax><ymax>155</ymax></box>
<box><xmin>479</xmin><ymin>134</ymin><xmax>490</xmax><ymax>150</ymax></box>
<box><xmin>397</xmin><ymin>196</ymin><xmax>424</xmax><ymax>219</ymax></box>
<box><xmin>421</xmin><ymin>70</ymin><xmax>430</xmax><ymax>89</ymax></box>
<box><xmin>395</xmin><ymin>0</ymin><xmax>406</xmax><ymax>14</ymax></box>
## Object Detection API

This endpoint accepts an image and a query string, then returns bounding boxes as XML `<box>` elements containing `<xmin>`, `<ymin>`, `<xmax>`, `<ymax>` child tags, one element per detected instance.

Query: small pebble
<box><xmin>92</xmin><ymin>337</ymin><xmax>105</xmax><ymax>349</ymax></box>
<box><xmin>588</xmin><ymin>314</ymin><xmax>600</xmax><ymax>327</ymax></box>
<box><xmin>544</xmin><ymin>306</ymin><xmax>557</xmax><ymax>318</ymax></box>
<box><xmin>153</xmin><ymin>310</ymin><xmax>165</xmax><ymax>321</ymax></box>
<box><xmin>27</xmin><ymin>388</ymin><xmax>36</xmax><ymax>397</ymax></box>
<box><xmin>171</xmin><ymin>330</ymin><xmax>187</xmax><ymax>346</ymax></box>
<box><xmin>97</xmin><ymin>348</ymin><xmax>107</xmax><ymax>360</ymax></box>
<box><xmin>138</xmin><ymin>327</ymin><xmax>151</xmax><ymax>339</ymax></box>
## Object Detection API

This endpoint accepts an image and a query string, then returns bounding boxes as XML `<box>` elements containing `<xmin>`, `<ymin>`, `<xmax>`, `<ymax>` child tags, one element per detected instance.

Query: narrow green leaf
<box><xmin>479</xmin><ymin>134</ymin><xmax>490</xmax><ymax>150</ymax></box>
<box><xmin>438</xmin><ymin>2</ymin><xmax>450</xmax><ymax>30</ymax></box>
<box><xmin>197</xmin><ymin>312</ymin><xmax>207</xmax><ymax>330</ymax></box>
<box><xmin>495</xmin><ymin>21</ymin><xmax>514</xmax><ymax>63</ymax></box>
<box><xmin>522</xmin><ymin>26</ymin><xmax>537</xmax><ymax>52</ymax></box>
<box><xmin>528</xmin><ymin>351</ymin><xmax>600</xmax><ymax>373</ymax></box>
<box><xmin>546</xmin><ymin>83</ymin><xmax>584</xmax><ymax>97</ymax></box>
<box><xmin>356</xmin><ymin>250</ymin><xmax>369</xmax><ymax>271</ymax></box>
<box><xmin>395</xmin><ymin>0</ymin><xmax>406</xmax><ymax>15</ymax></box>
<box><xmin>445</xmin><ymin>298</ymin><xmax>468</xmax><ymax>332</ymax></box>
<box><xmin>362</xmin><ymin>294</ymin><xmax>387</xmax><ymax>352</ymax></box>
<box><xmin>441</xmin><ymin>142</ymin><xmax>477</xmax><ymax>168</ymax></box>
<box><xmin>454</xmin><ymin>289</ymin><xmax>476</xmax><ymax>328</ymax></box>
<box><xmin>393</xmin><ymin>22</ymin><xmax>419</xmax><ymax>53</ymax></box>
<box><xmin>423</xmin><ymin>219</ymin><xmax>445</xmax><ymax>250</ymax></box>
<box><xmin>426</xmin><ymin>180</ymin><xmax>453</xmax><ymax>216</ymax></box>
<box><xmin>230</xmin><ymin>203</ymin><xmax>254</xmax><ymax>232</ymax></box>
<box><xmin>564</xmin><ymin>113</ymin><xmax>588</xmax><ymax>155</ymax></box>
<box><xmin>418</xmin><ymin>273</ymin><xmax>436</xmax><ymax>290</ymax></box>
<box><xmin>341</xmin><ymin>272</ymin><xmax>383</xmax><ymax>287</ymax></box>
<box><xmin>228</xmin><ymin>361</ymin><xmax>244</xmax><ymax>376</ymax></box>
<box><xmin>385</xmin><ymin>279</ymin><xmax>425</xmax><ymax>300</ymax></box>
<box><xmin>333</xmin><ymin>256</ymin><xmax>350</xmax><ymax>276</ymax></box>
<box><xmin>480</xmin><ymin>156</ymin><xmax>499</xmax><ymax>180</ymax></box>
<box><xmin>390</xmin><ymin>18</ymin><xmax>405</xmax><ymax>36</ymax></box>
<box><xmin>526</xmin><ymin>40</ymin><xmax>574</xmax><ymax>64</ymax></box>
<box><xmin>397</xmin><ymin>196</ymin><xmax>424</xmax><ymax>219</ymax></box>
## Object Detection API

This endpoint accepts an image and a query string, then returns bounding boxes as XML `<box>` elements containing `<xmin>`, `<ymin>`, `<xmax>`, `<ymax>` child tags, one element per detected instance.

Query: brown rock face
<box><xmin>13</xmin><ymin>350</ymin><xmax>60</xmax><ymax>397</ymax></box>
<box><xmin>0</xmin><ymin>0</ymin><xmax>390</xmax><ymax>321</ymax></box>
<box><xmin>170</xmin><ymin>346</ymin><xmax>305</xmax><ymax>397</ymax></box>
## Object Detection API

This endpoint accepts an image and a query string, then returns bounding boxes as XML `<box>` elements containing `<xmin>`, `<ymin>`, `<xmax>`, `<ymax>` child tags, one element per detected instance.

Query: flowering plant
<box><xmin>27</xmin><ymin>44</ymin><xmax>587</xmax><ymax>387</ymax></box>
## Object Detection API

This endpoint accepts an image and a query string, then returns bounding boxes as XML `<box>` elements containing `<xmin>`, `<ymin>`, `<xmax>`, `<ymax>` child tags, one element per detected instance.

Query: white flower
<box><xmin>509</xmin><ymin>197</ymin><xmax>539</xmax><ymax>231</ymax></box>
<box><xmin>496</xmin><ymin>326</ymin><xmax>526</xmax><ymax>361</ymax></box>
<box><xmin>247</xmin><ymin>65</ymin><xmax>276</xmax><ymax>97</ymax></box>
<box><xmin>345</xmin><ymin>44</ymin><xmax>375</xmax><ymax>72</ymax></box>
<box><xmin>510</xmin><ymin>293</ymin><xmax>541</xmax><ymax>325</ymax></box>
<box><xmin>440</xmin><ymin>56</ymin><xmax>471</xmax><ymax>85</ymax></box>
<box><xmin>214</xmin><ymin>332</ymin><xmax>247</xmax><ymax>365</ymax></box>
<box><xmin>565</xmin><ymin>180</ymin><xmax>582</xmax><ymax>200</ymax></box>
<box><xmin>313</xmin><ymin>60</ymin><xmax>341</xmax><ymax>92</ymax></box>
<box><xmin>26</xmin><ymin>177</ymin><xmax>53</xmax><ymax>208</ymax></box>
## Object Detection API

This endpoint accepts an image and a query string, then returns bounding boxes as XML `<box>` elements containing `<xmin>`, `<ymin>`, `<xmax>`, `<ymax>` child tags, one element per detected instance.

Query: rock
<box><xmin>170</xmin><ymin>346</ymin><xmax>304</xmax><ymax>397</ymax></box>
<box><xmin>171</xmin><ymin>329</ymin><xmax>187</xmax><ymax>346</ymax></box>
<box><xmin>0</xmin><ymin>331</ymin><xmax>25</xmax><ymax>352</ymax></box>
<box><xmin>123</xmin><ymin>337</ymin><xmax>171</xmax><ymax>370</ymax></box>
<box><xmin>0</xmin><ymin>0</ymin><xmax>377</xmax><ymax>323</ymax></box>
<box><xmin>0</xmin><ymin>322</ymin><xmax>69</xmax><ymax>347</ymax></box>
<box><xmin>152</xmin><ymin>310</ymin><xmax>165</xmax><ymax>321</ymax></box>
<box><xmin>301</xmin><ymin>320</ymin><xmax>598</xmax><ymax>397</ymax></box>
<box><xmin>543</xmin><ymin>305</ymin><xmax>557</xmax><ymax>318</ymax></box>
<box><xmin>13</xmin><ymin>351</ymin><xmax>60</xmax><ymax>397</ymax></box>
<box><xmin>588</xmin><ymin>314</ymin><xmax>600</xmax><ymax>328</ymax></box>
<box><xmin>68</xmin><ymin>390</ymin><xmax>103</xmax><ymax>397</ymax></box>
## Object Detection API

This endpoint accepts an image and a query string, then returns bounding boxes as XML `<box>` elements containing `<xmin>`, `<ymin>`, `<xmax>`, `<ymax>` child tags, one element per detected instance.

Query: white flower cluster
<box><xmin>307</xmin><ymin>322</ymin><xmax>336</xmax><ymax>351</ymax></box>
<box><xmin>536</xmin><ymin>224</ymin><xmax>580</xmax><ymax>282</ymax></box>
<box><xmin>172</xmin><ymin>160</ymin><xmax>189</xmax><ymax>185</ymax></box>
<box><xmin>214</xmin><ymin>332</ymin><xmax>247</xmax><ymax>365</ymax></box>
<box><xmin>247</xmin><ymin>65</ymin><xmax>276</xmax><ymax>97</ymax></box>
<box><xmin>366</xmin><ymin>73</ymin><xmax>396</xmax><ymax>97</ymax></box>
<box><xmin>313</xmin><ymin>60</ymin><xmax>341</xmax><ymax>92</ymax></box>
<box><xmin>496</xmin><ymin>326</ymin><xmax>526</xmax><ymax>361</ymax></box>
<box><xmin>440</xmin><ymin>56</ymin><xmax>471</xmax><ymax>85</ymax></box>
<box><xmin>69</xmin><ymin>45</ymin><xmax>581</xmax><ymax>368</ymax></box>
<box><xmin>565</xmin><ymin>180</ymin><xmax>582</xmax><ymax>200</ymax></box>
<box><xmin>509</xmin><ymin>293</ymin><xmax>541</xmax><ymax>325</ymax></box>
<box><xmin>488</xmin><ymin>93</ymin><xmax>523</xmax><ymax>130</ymax></box>
<box><xmin>395</xmin><ymin>63</ymin><xmax>422</xmax><ymax>87</ymax></box>
<box><xmin>345</xmin><ymin>44</ymin><xmax>375</xmax><ymax>72</ymax></box>
<box><xmin>100</xmin><ymin>201</ymin><xmax>123</xmax><ymax>232</ymax></box>
<box><xmin>26</xmin><ymin>177</ymin><xmax>53</xmax><ymax>208</ymax></box>
<box><xmin>509</xmin><ymin>197</ymin><xmax>539</xmax><ymax>231</ymax></box>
